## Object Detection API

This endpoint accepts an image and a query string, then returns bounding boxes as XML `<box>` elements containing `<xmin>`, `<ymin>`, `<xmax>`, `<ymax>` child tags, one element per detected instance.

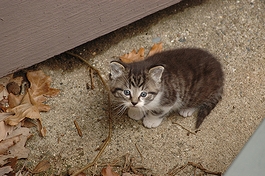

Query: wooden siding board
<box><xmin>0</xmin><ymin>0</ymin><xmax>181</xmax><ymax>77</ymax></box>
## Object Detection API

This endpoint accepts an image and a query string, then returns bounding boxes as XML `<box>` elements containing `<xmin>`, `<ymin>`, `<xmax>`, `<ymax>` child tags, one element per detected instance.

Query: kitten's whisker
<box><xmin>113</xmin><ymin>103</ymin><xmax>124</xmax><ymax>110</ymax></box>
<box><xmin>115</xmin><ymin>103</ymin><xmax>128</xmax><ymax>117</ymax></box>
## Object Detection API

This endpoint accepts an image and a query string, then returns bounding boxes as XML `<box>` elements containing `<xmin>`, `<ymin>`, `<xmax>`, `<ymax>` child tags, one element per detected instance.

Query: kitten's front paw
<box><xmin>179</xmin><ymin>108</ymin><xmax>196</xmax><ymax>117</ymax></box>
<box><xmin>128</xmin><ymin>107</ymin><xmax>144</xmax><ymax>120</ymax></box>
<box><xmin>143</xmin><ymin>116</ymin><xmax>163</xmax><ymax>128</ymax></box>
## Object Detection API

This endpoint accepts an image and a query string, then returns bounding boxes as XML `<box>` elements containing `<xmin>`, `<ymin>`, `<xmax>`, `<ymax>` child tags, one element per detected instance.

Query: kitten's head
<box><xmin>109</xmin><ymin>61</ymin><xmax>164</xmax><ymax>109</ymax></box>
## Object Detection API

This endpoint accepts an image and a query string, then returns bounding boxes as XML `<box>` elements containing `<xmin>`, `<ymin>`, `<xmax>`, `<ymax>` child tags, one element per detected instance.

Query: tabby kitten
<box><xmin>109</xmin><ymin>48</ymin><xmax>224</xmax><ymax>128</ymax></box>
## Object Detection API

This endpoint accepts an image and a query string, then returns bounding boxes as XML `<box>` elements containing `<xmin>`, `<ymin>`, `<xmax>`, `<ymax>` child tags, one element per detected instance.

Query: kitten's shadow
<box><xmin>111</xmin><ymin>110</ymin><xmax>196</xmax><ymax>131</ymax></box>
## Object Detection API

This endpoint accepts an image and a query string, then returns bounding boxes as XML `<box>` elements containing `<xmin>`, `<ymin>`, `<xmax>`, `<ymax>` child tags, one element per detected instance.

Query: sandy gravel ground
<box><xmin>20</xmin><ymin>0</ymin><xmax>265</xmax><ymax>175</ymax></box>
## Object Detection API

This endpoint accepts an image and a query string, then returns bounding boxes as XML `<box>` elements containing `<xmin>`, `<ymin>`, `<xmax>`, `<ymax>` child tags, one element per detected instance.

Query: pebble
<box><xmin>152</xmin><ymin>37</ymin><xmax>161</xmax><ymax>43</ymax></box>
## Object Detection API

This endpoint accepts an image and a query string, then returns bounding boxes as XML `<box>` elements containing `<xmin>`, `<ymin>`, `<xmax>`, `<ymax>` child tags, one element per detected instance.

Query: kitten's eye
<box><xmin>140</xmin><ymin>92</ymin><xmax>147</xmax><ymax>97</ymax></box>
<box><xmin>123</xmin><ymin>90</ymin><xmax>131</xmax><ymax>96</ymax></box>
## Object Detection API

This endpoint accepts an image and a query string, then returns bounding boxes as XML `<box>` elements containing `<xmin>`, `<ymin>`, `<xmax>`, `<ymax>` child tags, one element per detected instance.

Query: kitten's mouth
<box><xmin>129</xmin><ymin>105</ymin><xmax>143</xmax><ymax>110</ymax></box>
<box><xmin>130</xmin><ymin>106</ymin><xmax>138</xmax><ymax>108</ymax></box>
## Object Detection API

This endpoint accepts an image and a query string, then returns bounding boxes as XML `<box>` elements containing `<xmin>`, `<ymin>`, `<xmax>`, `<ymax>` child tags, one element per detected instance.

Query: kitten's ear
<box><xmin>110</xmin><ymin>61</ymin><xmax>125</xmax><ymax>79</ymax></box>
<box><xmin>148</xmin><ymin>66</ymin><xmax>164</xmax><ymax>82</ymax></box>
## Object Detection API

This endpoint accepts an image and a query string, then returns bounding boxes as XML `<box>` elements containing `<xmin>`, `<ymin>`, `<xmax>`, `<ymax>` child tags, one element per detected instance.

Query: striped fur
<box><xmin>110</xmin><ymin>48</ymin><xmax>224</xmax><ymax>128</ymax></box>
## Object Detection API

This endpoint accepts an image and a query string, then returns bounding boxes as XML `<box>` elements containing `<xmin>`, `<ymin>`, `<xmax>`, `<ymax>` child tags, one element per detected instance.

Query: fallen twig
<box><xmin>168</xmin><ymin>162</ymin><xmax>222</xmax><ymax>176</ymax></box>
<box><xmin>123</xmin><ymin>153</ymin><xmax>131</xmax><ymax>172</ymax></box>
<box><xmin>167</xmin><ymin>165</ymin><xmax>178</xmax><ymax>175</ymax></box>
<box><xmin>172</xmin><ymin>121</ymin><xmax>197</xmax><ymax>135</ymax></box>
<box><xmin>187</xmin><ymin>162</ymin><xmax>222</xmax><ymax>176</ymax></box>
<box><xmin>167</xmin><ymin>163</ymin><xmax>188</xmax><ymax>175</ymax></box>
<box><xmin>135</xmin><ymin>143</ymin><xmax>144</xmax><ymax>160</ymax></box>
<box><xmin>74</xmin><ymin>119</ymin><xmax>83</xmax><ymax>137</ymax></box>
<box><xmin>89</xmin><ymin>68</ymin><xmax>95</xmax><ymax>90</ymax></box>
<box><xmin>66</xmin><ymin>52</ymin><xmax>112</xmax><ymax>176</ymax></box>
<box><xmin>129</xmin><ymin>157</ymin><xmax>145</xmax><ymax>175</ymax></box>
<box><xmin>130</xmin><ymin>166</ymin><xmax>139</xmax><ymax>175</ymax></box>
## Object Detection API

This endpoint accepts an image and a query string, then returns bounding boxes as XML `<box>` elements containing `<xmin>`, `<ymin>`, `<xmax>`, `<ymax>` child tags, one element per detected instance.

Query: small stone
<box><xmin>152</xmin><ymin>37</ymin><xmax>161</xmax><ymax>43</ymax></box>
<box><xmin>178</xmin><ymin>37</ymin><xmax>186</xmax><ymax>43</ymax></box>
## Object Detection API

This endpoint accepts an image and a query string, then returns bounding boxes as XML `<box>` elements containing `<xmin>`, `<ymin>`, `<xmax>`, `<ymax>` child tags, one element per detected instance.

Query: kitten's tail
<box><xmin>196</xmin><ymin>92</ymin><xmax>222</xmax><ymax>128</ymax></box>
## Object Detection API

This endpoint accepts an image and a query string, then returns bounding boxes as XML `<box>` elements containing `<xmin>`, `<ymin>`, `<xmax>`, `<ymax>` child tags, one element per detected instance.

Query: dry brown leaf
<box><xmin>0</xmin><ymin>97</ymin><xmax>9</xmax><ymax>110</ymax></box>
<box><xmin>9</xmin><ymin>76</ymin><xmax>23</xmax><ymax>87</ymax></box>
<box><xmin>8</xmin><ymin>93</ymin><xmax>24</xmax><ymax>108</ymax></box>
<box><xmin>0</xmin><ymin>84</ymin><xmax>4</xmax><ymax>93</ymax></box>
<box><xmin>40</xmin><ymin>126</ymin><xmax>47</xmax><ymax>137</ymax></box>
<box><xmin>101</xmin><ymin>165</ymin><xmax>119</xmax><ymax>176</ymax></box>
<box><xmin>6</xmin><ymin>157</ymin><xmax>18</xmax><ymax>170</ymax></box>
<box><xmin>0</xmin><ymin>74</ymin><xmax>14</xmax><ymax>108</ymax></box>
<box><xmin>119</xmin><ymin>43</ymin><xmax>163</xmax><ymax>64</ymax></box>
<box><xmin>0</xmin><ymin>127</ymin><xmax>30</xmax><ymax>166</ymax></box>
<box><xmin>0</xmin><ymin>70</ymin><xmax>58</xmax><ymax>167</ymax></box>
<box><xmin>32</xmin><ymin>159</ymin><xmax>51</xmax><ymax>174</ymax></box>
<box><xmin>0</xmin><ymin>123</ymin><xmax>7</xmax><ymax>139</ymax></box>
<box><xmin>147</xmin><ymin>42</ymin><xmax>163</xmax><ymax>57</ymax></box>
<box><xmin>0</xmin><ymin>121</ymin><xmax>14</xmax><ymax>142</ymax></box>
<box><xmin>0</xmin><ymin>85</ymin><xmax>9</xmax><ymax>109</ymax></box>
<box><xmin>0</xmin><ymin>74</ymin><xmax>13</xmax><ymax>88</ymax></box>
<box><xmin>0</xmin><ymin>134</ymin><xmax>21</xmax><ymax>154</ymax></box>
<box><xmin>5</xmin><ymin>70</ymin><xmax>60</xmax><ymax>128</ymax></box>
<box><xmin>0</xmin><ymin>113</ymin><xmax>12</xmax><ymax>121</ymax></box>
<box><xmin>35</xmin><ymin>118</ymin><xmax>46</xmax><ymax>137</ymax></box>
<box><xmin>5</xmin><ymin>92</ymin><xmax>41</xmax><ymax>126</ymax></box>
<box><xmin>0</xmin><ymin>166</ymin><xmax>13</xmax><ymax>175</ymax></box>
<box><xmin>21</xmin><ymin>119</ymin><xmax>36</xmax><ymax>128</ymax></box>
<box><xmin>27</xmin><ymin>70</ymin><xmax>60</xmax><ymax>99</ymax></box>
<box><xmin>6</xmin><ymin>127</ymin><xmax>30</xmax><ymax>158</ymax></box>
<box><xmin>0</xmin><ymin>113</ymin><xmax>14</xmax><ymax>141</ymax></box>
<box><xmin>120</xmin><ymin>48</ymin><xmax>145</xmax><ymax>63</ymax></box>
<box><xmin>27</xmin><ymin>70</ymin><xmax>60</xmax><ymax>112</ymax></box>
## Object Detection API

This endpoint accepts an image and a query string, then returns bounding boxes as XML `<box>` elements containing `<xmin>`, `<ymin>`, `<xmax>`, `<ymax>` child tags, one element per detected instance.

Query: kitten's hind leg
<box><xmin>179</xmin><ymin>107</ymin><xmax>197</xmax><ymax>117</ymax></box>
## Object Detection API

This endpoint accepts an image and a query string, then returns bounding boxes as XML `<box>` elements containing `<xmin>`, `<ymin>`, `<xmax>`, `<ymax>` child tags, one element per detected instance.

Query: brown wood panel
<box><xmin>0</xmin><ymin>0</ymin><xmax>181</xmax><ymax>77</ymax></box>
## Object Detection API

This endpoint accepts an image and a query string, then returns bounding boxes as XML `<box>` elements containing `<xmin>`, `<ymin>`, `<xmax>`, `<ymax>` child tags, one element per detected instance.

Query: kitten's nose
<box><xmin>131</xmin><ymin>101</ymin><xmax>138</xmax><ymax>106</ymax></box>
